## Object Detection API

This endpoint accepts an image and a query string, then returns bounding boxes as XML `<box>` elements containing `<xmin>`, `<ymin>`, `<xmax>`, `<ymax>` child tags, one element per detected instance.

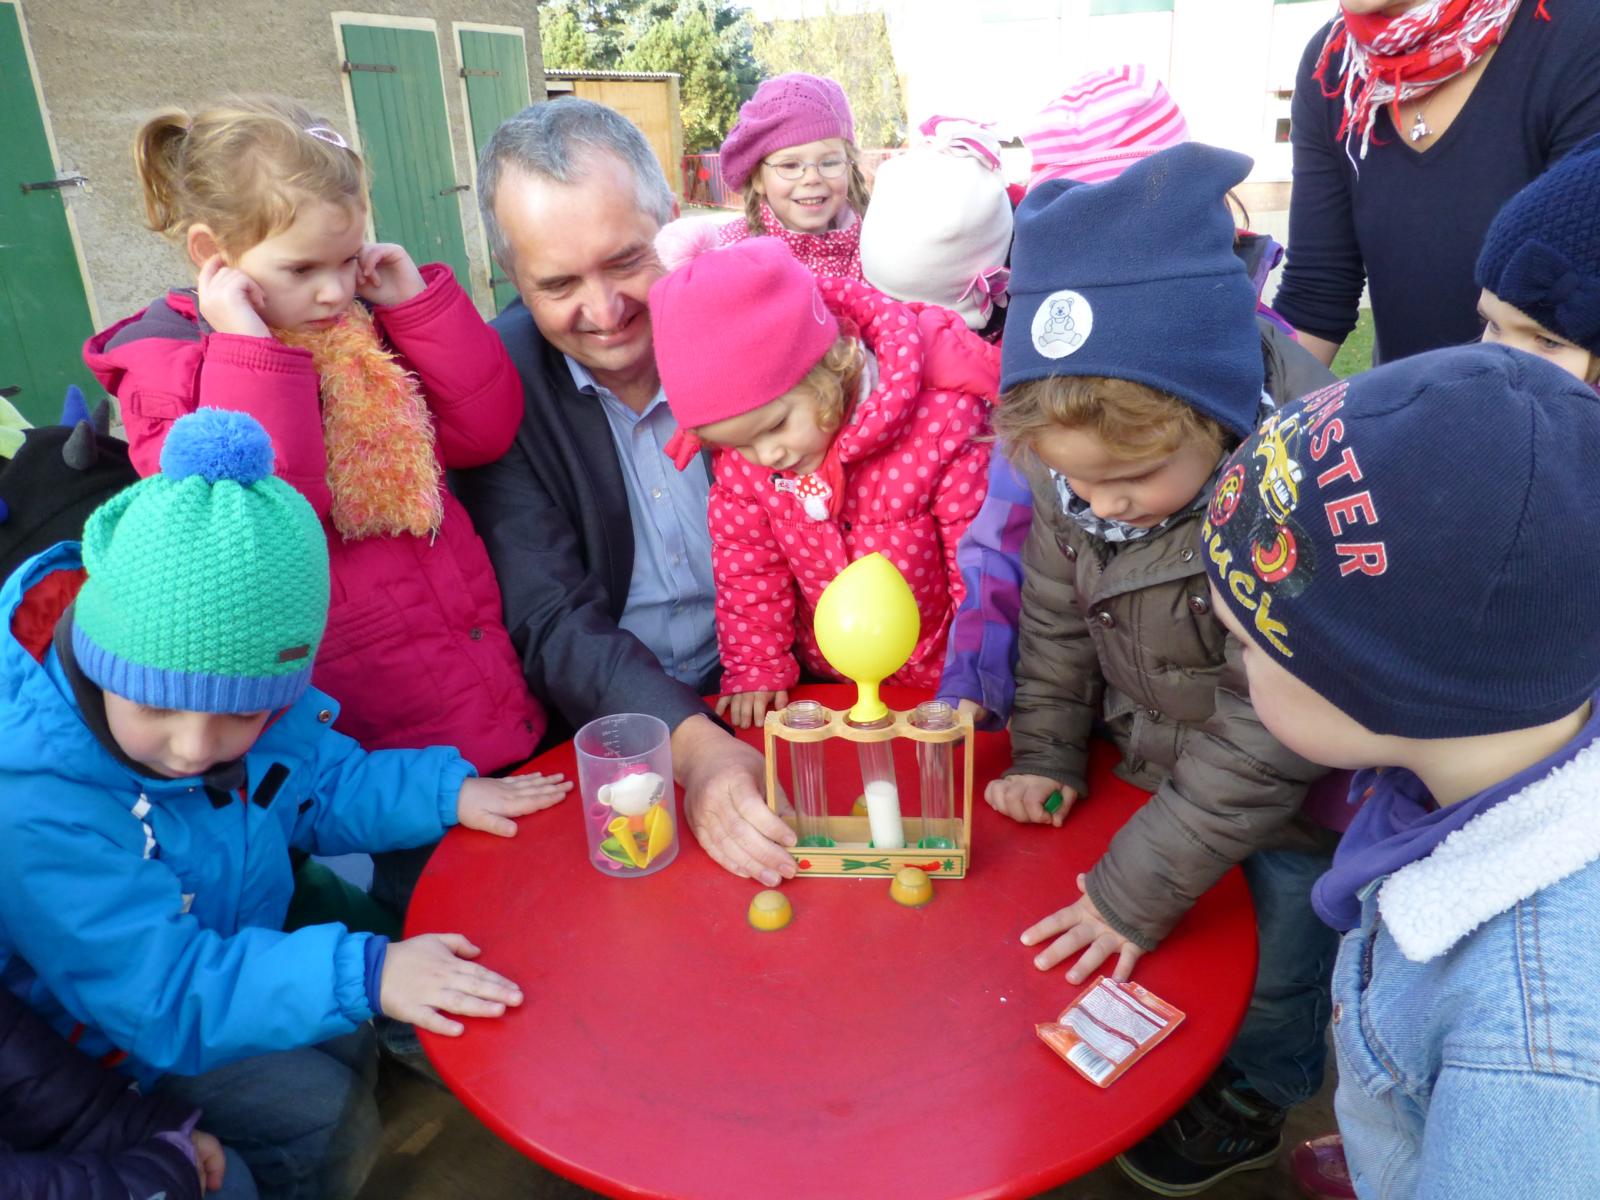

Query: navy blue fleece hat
<box><xmin>1203</xmin><ymin>343</ymin><xmax>1600</xmax><ymax>739</ymax></box>
<box><xmin>1477</xmin><ymin>133</ymin><xmax>1600</xmax><ymax>355</ymax></box>
<box><xmin>1001</xmin><ymin>141</ymin><xmax>1263</xmax><ymax>438</ymax></box>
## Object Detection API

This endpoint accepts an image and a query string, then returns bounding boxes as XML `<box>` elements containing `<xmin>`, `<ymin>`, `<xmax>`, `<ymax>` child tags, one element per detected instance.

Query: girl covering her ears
<box><xmin>82</xmin><ymin>95</ymin><xmax>549</xmax><ymax>786</ymax></box>
<box><xmin>648</xmin><ymin>237</ymin><xmax>997</xmax><ymax>729</ymax></box>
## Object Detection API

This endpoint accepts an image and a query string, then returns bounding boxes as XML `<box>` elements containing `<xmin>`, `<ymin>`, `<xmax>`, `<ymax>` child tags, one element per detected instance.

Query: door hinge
<box><xmin>460</xmin><ymin>68</ymin><xmax>501</xmax><ymax>78</ymax></box>
<box><xmin>440</xmin><ymin>183</ymin><xmax>471</xmax><ymax>195</ymax></box>
<box><xmin>20</xmin><ymin>174</ymin><xmax>88</xmax><ymax>194</ymax></box>
<box><xmin>342</xmin><ymin>60</ymin><xmax>396</xmax><ymax>73</ymax></box>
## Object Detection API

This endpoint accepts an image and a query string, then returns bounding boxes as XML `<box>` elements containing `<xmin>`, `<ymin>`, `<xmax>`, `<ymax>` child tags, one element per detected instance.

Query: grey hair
<box><xmin>477</xmin><ymin>98</ymin><xmax>675</xmax><ymax>269</ymax></box>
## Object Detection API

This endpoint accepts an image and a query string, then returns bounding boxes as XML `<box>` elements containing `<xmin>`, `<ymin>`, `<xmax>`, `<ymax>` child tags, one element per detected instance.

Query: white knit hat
<box><xmin>860</xmin><ymin>117</ymin><xmax>1014</xmax><ymax>331</ymax></box>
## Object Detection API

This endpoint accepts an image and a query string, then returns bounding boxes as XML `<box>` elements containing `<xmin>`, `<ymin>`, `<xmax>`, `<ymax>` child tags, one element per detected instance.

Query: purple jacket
<box><xmin>0</xmin><ymin>988</ymin><xmax>199</xmax><ymax>1200</ymax></box>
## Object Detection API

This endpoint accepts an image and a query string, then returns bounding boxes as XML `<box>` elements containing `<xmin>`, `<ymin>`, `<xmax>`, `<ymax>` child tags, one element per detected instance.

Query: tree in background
<box><xmin>538</xmin><ymin>0</ymin><xmax>759</xmax><ymax>150</ymax></box>
<box><xmin>621</xmin><ymin>1</ymin><xmax>759</xmax><ymax>149</ymax></box>
<box><xmin>751</xmin><ymin>7</ymin><xmax>906</xmax><ymax>148</ymax></box>
<box><xmin>538</xmin><ymin>5</ymin><xmax>599</xmax><ymax>69</ymax></box>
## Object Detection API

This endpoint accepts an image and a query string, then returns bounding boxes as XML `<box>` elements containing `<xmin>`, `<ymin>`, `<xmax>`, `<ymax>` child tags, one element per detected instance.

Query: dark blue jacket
<box><xmin>0</xmin><ymin>987</ymin><xmax>199</xmax><ymax>1200</ymax></box>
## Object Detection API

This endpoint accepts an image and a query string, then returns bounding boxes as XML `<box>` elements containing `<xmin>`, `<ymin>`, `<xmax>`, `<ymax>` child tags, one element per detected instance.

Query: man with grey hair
<box><xmin>455</xmin><ymin>99</ymin><xmax>798</xmax><ymax>888</ymax></box>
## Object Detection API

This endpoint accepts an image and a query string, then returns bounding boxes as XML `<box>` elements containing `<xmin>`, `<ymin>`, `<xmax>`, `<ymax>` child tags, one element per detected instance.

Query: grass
<box><xmin>1331</xmin><ymin>308</ymin><xmax>1376</xmax><ymax>378</ymax></box>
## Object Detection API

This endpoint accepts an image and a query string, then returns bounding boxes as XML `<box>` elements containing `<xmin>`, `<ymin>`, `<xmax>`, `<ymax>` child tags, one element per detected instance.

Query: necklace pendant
<box><xmin>1410</xmin><ymin>110</ymin><xmax>1432</xmax><ymax>143</ymax></box>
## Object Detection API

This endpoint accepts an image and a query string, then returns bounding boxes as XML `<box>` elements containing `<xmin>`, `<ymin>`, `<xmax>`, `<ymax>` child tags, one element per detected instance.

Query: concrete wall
<box><xmin>16</xmin><ymin>0</ymin><xmax>543</xmax><ymax>326</ymax></box>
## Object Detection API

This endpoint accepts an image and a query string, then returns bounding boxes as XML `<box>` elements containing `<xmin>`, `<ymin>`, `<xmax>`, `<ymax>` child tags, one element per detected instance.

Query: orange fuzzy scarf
<box><xmin>275</xmin><ymin>305</ymin><xmax>443</xmax><ymax>540</ymax></box>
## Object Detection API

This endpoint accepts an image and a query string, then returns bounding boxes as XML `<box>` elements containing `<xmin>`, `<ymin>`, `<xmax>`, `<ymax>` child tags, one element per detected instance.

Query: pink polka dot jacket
<box><xmin>709</xmin><ymin>278</ymin><xmax>998</xmax><ymax>694</ymax></box>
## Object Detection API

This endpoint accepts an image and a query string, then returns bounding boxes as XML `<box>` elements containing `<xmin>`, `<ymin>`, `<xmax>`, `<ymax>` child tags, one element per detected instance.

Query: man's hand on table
<box><xmin>674</xmin><ymin>713</ymin><xmax>797</xmax><ymax>887</ymax></box>
<box><xmin>1021</xmin><ymin>872</ymin><xmax>1146</xmax><ymax>985</ymax></box>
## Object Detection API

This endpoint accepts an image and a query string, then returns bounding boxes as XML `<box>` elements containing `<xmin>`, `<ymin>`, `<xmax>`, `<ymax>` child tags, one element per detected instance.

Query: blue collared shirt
<box><xmin>565</xmin><ymin>356</ymin><xmax>719</xmax><ymax>689</ymax></box>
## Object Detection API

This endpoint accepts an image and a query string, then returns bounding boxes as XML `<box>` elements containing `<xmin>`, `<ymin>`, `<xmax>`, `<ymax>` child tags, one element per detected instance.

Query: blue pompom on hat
<box><xmin>1203</xmin><ymin>343</ymin><xmax>1600</xmax><ymax>739</ymax></box>
<box><xmin>1476</xmin><ymin>132</ymin><xmax>1600</xmax><ymax>356</ymax></box>
<box><xmin>1001</xmin><ymin>141</ymin><xmax>1264</xmax><ymax>438</ymax></box>
<box><xmin>158</xmin><ymin>404</ymin><xmax>277</xmax><ymax>484</ymax></box>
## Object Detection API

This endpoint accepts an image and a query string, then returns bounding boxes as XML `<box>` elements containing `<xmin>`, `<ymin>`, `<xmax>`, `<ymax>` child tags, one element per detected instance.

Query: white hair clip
<box><xmin>305</xmin><ymin>125</ymin><xmax>350</xmax><ymax>150</ymax></box>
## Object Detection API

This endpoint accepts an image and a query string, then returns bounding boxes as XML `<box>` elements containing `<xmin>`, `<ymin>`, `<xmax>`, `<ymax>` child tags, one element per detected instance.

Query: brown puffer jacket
<box><xmin>1006</xmin><ymin>323</ymin><xmax>1336</xmax><ymax>950</ymax></box>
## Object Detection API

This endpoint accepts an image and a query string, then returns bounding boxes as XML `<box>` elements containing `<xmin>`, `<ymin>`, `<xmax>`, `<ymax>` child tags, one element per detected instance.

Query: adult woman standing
<box><xmin>1274</xmin><ymin>0</ymin><xmax>1600</xmax><ymax>368</ymax></box>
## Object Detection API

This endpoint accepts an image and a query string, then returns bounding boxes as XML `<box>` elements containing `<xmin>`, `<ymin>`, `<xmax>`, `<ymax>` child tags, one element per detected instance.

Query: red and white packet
<box><xmin>1036</xmin><ymin>976</ymin><xmax>1186</xmax><ymax>1087</ymax></box>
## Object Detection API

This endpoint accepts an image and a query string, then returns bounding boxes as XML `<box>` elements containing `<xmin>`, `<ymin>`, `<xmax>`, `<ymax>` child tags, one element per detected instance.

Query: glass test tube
<box><xmin>911</xmin><ymin>700</ymin><xmax>957</xmax><ymax>850</ymax></box>
<box><xmin>850</xmin><ymin>713</ymin><xmax>905</xmax><ymax>849</ymax></box>
<box><xmin>783</xmin><ymin>700</ymin><xmax>834</xmax><ymax>847</ymax></box>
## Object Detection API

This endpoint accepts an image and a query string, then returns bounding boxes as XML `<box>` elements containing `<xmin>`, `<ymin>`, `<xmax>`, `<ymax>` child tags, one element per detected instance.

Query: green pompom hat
<box><xmin>72</xmin><ymin>408</ymin><xmax>330</xmax><ymax>713</ymax></box>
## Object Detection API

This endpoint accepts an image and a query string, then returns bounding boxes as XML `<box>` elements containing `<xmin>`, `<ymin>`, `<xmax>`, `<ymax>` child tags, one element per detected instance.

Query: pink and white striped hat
<box><xmin>1023</xmin><ymin>65</ymin><xmax>1188</xmax><ymax>191</ymax></box>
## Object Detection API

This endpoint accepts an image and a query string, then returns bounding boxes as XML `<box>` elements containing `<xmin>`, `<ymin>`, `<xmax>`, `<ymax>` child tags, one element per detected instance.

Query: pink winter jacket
<box><xmin>709</xmin><ymin>279</ymin><xmax>997</xmax><ymax>694</ymax></box>
<box><xmin>82</xmin><ymin>264</ymin><xmax>543</xmax><ymax>772</ymax></box>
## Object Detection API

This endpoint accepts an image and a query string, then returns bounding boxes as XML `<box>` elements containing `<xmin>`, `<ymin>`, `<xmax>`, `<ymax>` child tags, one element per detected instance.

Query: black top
<box><xmin>1274</xmin><ymin>3</ymin><xmax>1600</xmax><ymax>364</ymax></box>
<box><xmin>452</xmin><ymin>301</ymin><xmax>719</xmax><ymax>744</ymax></box>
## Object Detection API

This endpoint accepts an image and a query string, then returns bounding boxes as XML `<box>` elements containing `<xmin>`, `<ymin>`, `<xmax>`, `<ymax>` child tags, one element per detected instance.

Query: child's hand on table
<box><xmin>380</xmin><ymin>933</ymin><xmax>522</xmax><ymax>1036</ymax></box>
<box><xmin>356</xmin><ymin>242</ymin><xmax>427</xmax><ymax>307</ymax></box>
<box><xmin>985</xmin><ymin>773</ymin><xmax>1074</xmax><ymax>827</ymax></box>
<box><xmin>715</xmin><ymin>689</ymin><xmax>789</xmax><ymax>729</ymax></box>
<box><xmin>193</xmin><ymin>1129</ymin><xmax>226</xmax><ymax>1192</ymax></box>
<box><xmin>1022</xmin><ymin>872</ymin><xmax>1146</xmax><ymax>985</ymax></box>
<box><xmin>457</xmin><ymin>773</ymin><xmax>571</xmax><ymax>837</ymax></box>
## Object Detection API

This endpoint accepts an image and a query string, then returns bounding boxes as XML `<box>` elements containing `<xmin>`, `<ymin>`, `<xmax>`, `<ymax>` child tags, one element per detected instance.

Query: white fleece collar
<box><xmin>1379</xmin><ymin>740</ymin><xmax>1600</xmax><ymax>963</ymax></box>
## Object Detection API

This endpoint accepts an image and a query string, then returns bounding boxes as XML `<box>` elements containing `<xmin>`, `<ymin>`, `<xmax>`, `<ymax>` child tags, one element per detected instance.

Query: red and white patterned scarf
<box><xmin>716</xmin><ymin>201</ymin><xmax>863</xmax><ymax>281</ymax></box>
<box><xmin>1315</xmin><ymin>0</ymin><xmax>1530</xmax><ymax>159</ymax></box>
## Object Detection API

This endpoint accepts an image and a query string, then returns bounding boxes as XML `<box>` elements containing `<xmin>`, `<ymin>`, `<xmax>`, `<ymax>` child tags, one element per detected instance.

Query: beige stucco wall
<box><xmin>18</xmin><ymin>0</ymin><xmax>544</xmax><ymax>326</ymax></box>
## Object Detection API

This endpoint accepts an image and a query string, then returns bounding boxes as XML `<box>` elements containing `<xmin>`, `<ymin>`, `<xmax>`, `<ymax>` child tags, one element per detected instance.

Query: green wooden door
<box><xmin>0</xmin><ymin>2</ymin><xmax>96</xmax><ymax>425</ymax></box>
<box><xmin>338</xmin><ymin>22</ymin><xmax>472</xmax><ymax>286</ymax></box>
<box><xmin>458</xmin><ymin>29</ymin><xmax>531</xmax><ymax>313</ymax></box>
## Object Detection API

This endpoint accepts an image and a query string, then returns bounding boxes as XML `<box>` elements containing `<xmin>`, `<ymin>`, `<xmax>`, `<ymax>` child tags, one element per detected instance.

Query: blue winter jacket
<box><xmin>0</xmin><ymin>543</ymin><xmax>474</xmax><ymax>1088</ymax></box>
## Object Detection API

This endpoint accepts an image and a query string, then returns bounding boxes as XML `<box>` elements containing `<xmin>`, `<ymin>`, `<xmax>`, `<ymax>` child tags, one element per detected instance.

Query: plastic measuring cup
<box><xmin>574</xmin><ymin>713</ymin><xmax>678</xmax><ymax>878</ymax></box>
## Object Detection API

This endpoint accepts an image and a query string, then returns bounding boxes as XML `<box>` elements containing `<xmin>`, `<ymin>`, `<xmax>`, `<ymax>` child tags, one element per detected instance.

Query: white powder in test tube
<box><xmin>864</xmin><ymin>779</ymin><xmax>906</xmax><ymax>849</ymax></box>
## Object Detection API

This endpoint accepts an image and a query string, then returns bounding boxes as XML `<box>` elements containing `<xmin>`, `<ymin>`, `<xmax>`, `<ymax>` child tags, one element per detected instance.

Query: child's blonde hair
<box><xmin>743</xmin><ymin>143</ymin><xmax>872</xmax><ymax>237</ymax></box>
<box><xmin>993</xmin><ymin>374</ymin><xmax>1228</xmax><ymax>464</ymax></box>
<box><xmin>134</xmin><ymin>95</ymin><xmax>367</xmax><ymax>258</ymax></box>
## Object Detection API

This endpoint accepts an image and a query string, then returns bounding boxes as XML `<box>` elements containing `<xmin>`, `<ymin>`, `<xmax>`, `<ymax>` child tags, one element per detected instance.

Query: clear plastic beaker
<box><xmin>575</xmin><ymin>713</ymin><xmax>677</xmax><ymax>877</ymax></box>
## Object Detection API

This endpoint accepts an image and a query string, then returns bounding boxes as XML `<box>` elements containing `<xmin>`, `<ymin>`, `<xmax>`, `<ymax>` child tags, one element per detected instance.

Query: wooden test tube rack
<box><xmin>761</xmin><ymin>705</ymin><xmax>975</xmax><ymax>879</ymax></box>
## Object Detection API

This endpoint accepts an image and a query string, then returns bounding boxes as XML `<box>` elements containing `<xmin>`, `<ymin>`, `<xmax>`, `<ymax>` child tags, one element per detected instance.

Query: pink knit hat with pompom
<box><xmin>1023</xmin><ymin>65</ymin><xmax>1188</xmax><ymax>191</ymax></box>
<box><xmin>650</xmin><ymin>238</ymin><xmax>840</xmax><ymax>443</ymax></box>
<box><xmin>719</xmin><ymin>73</ymin><xmax>856</xmax><ymax>192</ymax></box>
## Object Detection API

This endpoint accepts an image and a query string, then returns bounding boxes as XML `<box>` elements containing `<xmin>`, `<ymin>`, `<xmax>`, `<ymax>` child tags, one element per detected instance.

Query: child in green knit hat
<box><xmin>0</xmin><ymin>407</ymin><xmax>569</xmax><ymax>1198</ymax></box>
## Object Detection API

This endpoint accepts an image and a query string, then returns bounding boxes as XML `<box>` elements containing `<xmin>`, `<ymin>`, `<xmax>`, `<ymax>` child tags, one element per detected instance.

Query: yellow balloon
<box><xmin>814</xmin><ymin>553</ymin><xmax>920</xmax><ymax>722</ymax></box>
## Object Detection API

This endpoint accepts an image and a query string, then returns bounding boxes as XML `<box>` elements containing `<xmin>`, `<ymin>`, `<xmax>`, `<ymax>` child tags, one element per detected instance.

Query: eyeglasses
<box><xmin>762</xmin><ymin>155</ymin><xmax>849</xmax><ymax>181</ymax></box>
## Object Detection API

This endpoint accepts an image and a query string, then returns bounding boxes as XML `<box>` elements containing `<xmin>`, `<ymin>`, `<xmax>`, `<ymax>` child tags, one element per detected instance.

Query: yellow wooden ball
<box><xmin>889</xmin><ymin>866</ymin><xmax>933</xmax><ymax>907</ymax></box>
<box><xmin>748</xmin><ymin>889</ymin><xmax>794</xmax><ymax>931</ymax></box>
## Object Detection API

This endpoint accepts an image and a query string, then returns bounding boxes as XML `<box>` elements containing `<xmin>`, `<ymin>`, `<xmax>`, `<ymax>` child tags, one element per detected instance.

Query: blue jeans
<box><xmin>153</xmin><ymin>1027</ymin><xmax>379</xmax><ymax>1200</ymax></box>
<box><xmin>1224</xmin><ymin>847</ymin><xmax>1339</xmax><ymax>1111</ymax></box>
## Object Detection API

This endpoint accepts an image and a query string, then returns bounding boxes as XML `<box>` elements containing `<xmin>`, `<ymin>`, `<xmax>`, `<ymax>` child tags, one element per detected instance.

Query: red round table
<box><xmin>407</xmin><ymin>684</ymin><xmax>1257</xmax><ymax>1199</ymax></box>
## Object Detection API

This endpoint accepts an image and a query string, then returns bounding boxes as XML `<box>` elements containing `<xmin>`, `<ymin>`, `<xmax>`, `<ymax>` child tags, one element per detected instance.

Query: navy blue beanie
<box><xmin>1203</xmin><ymin>343</ymin><xmax>1600</xmax><ymax>738</ymax></box>
<box><xmin>1001</xmin><ymin>141</ymin><xmax>1263</xmax><ymax>438</ymax></box>
<box><xmin>1476</xmin><ymin>133</ymin><xmax>1600</xmax><ymax>355</ymax></box>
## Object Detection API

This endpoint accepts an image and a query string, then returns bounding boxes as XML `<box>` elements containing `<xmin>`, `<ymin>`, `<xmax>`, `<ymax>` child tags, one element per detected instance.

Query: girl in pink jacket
<box><xmin>650</xmin><ymin>238</ymin><xmax>997</xmax><ymax>728</ymax></box>
<box><xmin>83</xmin><ymin>96</ymin><xmax>544</xmax><ymax>778</ymax></box>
